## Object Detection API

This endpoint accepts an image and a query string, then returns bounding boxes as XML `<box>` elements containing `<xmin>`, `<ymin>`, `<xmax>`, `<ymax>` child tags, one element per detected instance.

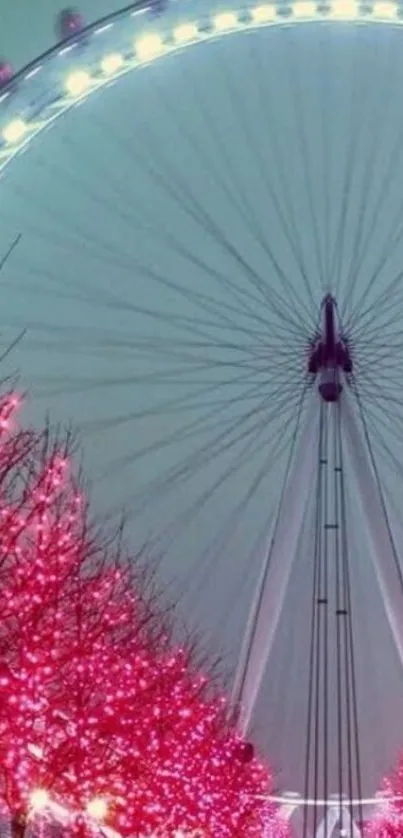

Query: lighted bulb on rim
<box><xmin>174</xmin><ymin>23</ymin><xmax>199</xmax><ymax>43</ymax></box>
<box><xmin>329</xmin><ymin>0</ymin><xmax>358</xmax><ymax>17</ymax></box>
<box><xmin>135</xmin><ymin>33</ymin><xmax>164</xmax><ymax>60</ymax></box>
<box><xmin>214</xmin><ymin>11</ymin><xmax>239</xmax><ymax>30</ymax></box>
<box><xmin>2</xmin><ymin>118</ymin><xmax>26</xmax><ymax>144</ymax></box>
<box><xmin>65</xmin><ymin>70</ymin><xmax>91</xmax><ymax>96</ymax></box>
<box><xmin>101</xmin><ymin>53</ymin><xmax>124</xmax><ymax>75</ymax></box>
<box><xmin>251</xmin><ymin>4</ymin><xmax>277</xmax><ymax>21</ymax></box>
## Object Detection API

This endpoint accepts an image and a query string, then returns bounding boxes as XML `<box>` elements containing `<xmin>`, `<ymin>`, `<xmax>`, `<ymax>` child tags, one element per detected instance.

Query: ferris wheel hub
<box><xmin>308</xmin><ymin>295</ymin><xmax>353</xmax><ymax>402</ymax></box>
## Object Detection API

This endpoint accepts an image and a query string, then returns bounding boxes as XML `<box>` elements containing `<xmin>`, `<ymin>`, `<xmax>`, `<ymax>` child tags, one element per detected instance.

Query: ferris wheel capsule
<box><xmin>148</xmin><ymin>0</ymin><xmax>169</xmax><ymax>17</ymax></box>
<box><xmin>0</xmin><ymin>61</ymin><xmax>14</xmax><ymax>91</ymax></box>
<box><xmin>56</xmin><ymin>8</ymin><xmax>86</xmax><ymax>43</ymax></box>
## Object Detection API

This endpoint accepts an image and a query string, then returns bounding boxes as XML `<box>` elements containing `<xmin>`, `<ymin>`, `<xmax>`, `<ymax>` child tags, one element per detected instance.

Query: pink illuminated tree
<box><xmin>0</xmin><ymin>390</ymin><xmax>283</xmax><ymax>838</ymax></box>
<box><xmin>367</xmin><ymin>767</ymin><xmax>403</xmax><ymax>838</ymax></box>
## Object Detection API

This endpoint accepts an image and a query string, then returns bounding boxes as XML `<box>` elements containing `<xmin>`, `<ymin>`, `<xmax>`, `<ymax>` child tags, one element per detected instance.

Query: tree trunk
<box><xmin>10</xmin><ymin>812</ymin><xmax>26</xmax><ymax>838</ymax></box>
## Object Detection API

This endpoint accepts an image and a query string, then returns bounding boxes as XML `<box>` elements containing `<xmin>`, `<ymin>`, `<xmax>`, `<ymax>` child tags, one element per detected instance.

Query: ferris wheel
<box><xmin>1</xmin><ymin>0</ymin><xmax>403</xmax><ymax>835</ymax></box>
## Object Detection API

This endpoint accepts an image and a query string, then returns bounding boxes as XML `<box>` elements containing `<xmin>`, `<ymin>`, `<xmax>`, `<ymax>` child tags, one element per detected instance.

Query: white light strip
<box><xmin>25</xmin><ymin>65</ymin><xmax>42</xmax><ymax>80</ymax></box>
<box><xmin>58</xmin><ymin>44</ymin><xmax>75</xmax><ymax>57</ymax></box>
<box><xmin>261</xmin><ymin>793</ymin><xmax>403</xmax><ymax>807</ymax></box>
<box><xmin>94</xmin><ymin>23</ymin><xmax>114</xmax><ymax>35</ymax></box>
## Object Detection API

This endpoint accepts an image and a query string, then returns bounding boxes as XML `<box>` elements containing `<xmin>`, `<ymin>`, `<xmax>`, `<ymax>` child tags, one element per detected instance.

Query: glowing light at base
<box><xmin>86</xmin><ymin>797</ymin><xmax>108</xmax><ymax>820</ymax></box>
<box><xmin>29</xmin><ymin>789</ymin><xmax>49</xmax><ymax>812</ymax></box>
<box><xmin>0</xmin><ymin>391</ymin><xmax>283</xmax><ymax>838</ymax></box>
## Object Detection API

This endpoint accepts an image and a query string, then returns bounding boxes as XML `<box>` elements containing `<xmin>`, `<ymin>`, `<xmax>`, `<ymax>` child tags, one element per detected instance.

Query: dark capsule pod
<box><xmin>148</xmin><ymin>0</ymin><xmax>169</xmax><ymax>17</ymax></box>
<box><xmin>56</xmin><ymin>8</ymin><xmax>86</xmax><ymax>42</ymax></box>
<box><xmin>0</xmin><ymin>61</ymin><xmax>14</xmax><ymax>90</ymax></box>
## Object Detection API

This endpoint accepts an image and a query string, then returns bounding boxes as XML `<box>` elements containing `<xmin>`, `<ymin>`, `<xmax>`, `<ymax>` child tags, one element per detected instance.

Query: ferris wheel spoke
<box><xmin>24</xmin><ymin>332</ymin><xmax>300</xmax><ymax>382</ymax></box>
<box><xmin>109</xmin><ymin>377</ymin><xmax>300</xmax><ymax>484</ymax></box>
<box><xmin>347</xmin><ymin>272</ymin><xmax>403</xmax><ymax>339</ymax></box>
<box><xmin>10</xmin><ymin>262</ymin><xmax>285</xmax><ymax>350</ymax></box>
<box><xmin>6</xmin><ymin>194</ymin><xmax>268</xmax><ymax>346</ymax></box>
<box><xmin>203</xmin><ymin>40</ymin><xmax>317</xmax><ymax>323</ymax></box>
<box><xmin>283</xmin><ymin>44</ymin><xmax>327</xmax><ymax>289</ymax></box>
<box><xmin>344</xmin><ymin>209</ymin><xmax>403</xmax><ymax>332</ymax></box>
<box><xmin>352</xmin><ymin>388</ymin><xmax>403</xmax><ymax>447</ymax></box>
<box><xmin>103</xmin><ymin>383</ymin><xmax>303</xmax><ymax>527</ymax></box>
<box><xmin>318</xmin><ymin>29</ymin><xmax>333</xmax><ymax>294</ymax></box>
<box><xmin>329</xmin><ymin>70</ymin><xmax>367</xmax><ymax>296</ymax></box>
<box><xmin>350</xmin><ymin>315</ymin><xmax>403</xmax><ymax>350</ymax></box>
<box><xmin>343</xmin><ymin>120</ymin><xmax>403</xmax><ymax>317</ymax></box>
<box><xmin>332</xmin><ymin>37</ymin><xmax>398</xmax><ymax>310</ymax></box>
<box><xmin>148</xmin><ymin>419</ymin><xmax>276</xmax><ymax>571</ymax></box>
<box><xmin>10</xmin><ymin>209</ymin><xmax>310</xmax><ymax>349</ymax></box>
<box><xmin>23</xmin><ymin>332</ymin><xmax>285</xmax><ymax>372</ymax></box>
<box><xmin>249</xmin><ymin>39</ymin><xmax>320</xmax><ymax>311</ymax></box>
<box><xmin>222</xmin><ymin>39</ymin><xmax>317</xmax><ymax>322</ymax></box>
<box><xmin>360</xmin><ymin>410</ymin><xmax>403</xmax><ymax>488</ymax></box>
<box><xmin>96</xmin><ymin>110</ymin><xmax>312</xmax><ymax>338</ymax></box>
<box><xmin>345</xmin><ymin>203</ymin><xmax>403</xmax><ymax>333</ymax></box>
<box><xmin>14</xmin><ymin>263</ymin><xmax>281</xmax><ymax>351</ymax></box>
<box><xmin>354</xmin><ymin>382</ymin><xmax>403</xmax><ymax>413</ymax></box>
<box><xmin>352</xmin><ymin>339</ymin><xmax>403</xmax><ymax>372</ymax></box>
<box><xmin>201</xmin><ymin>525</ymin><xmax>267</xmax><ymax>653</ymax></box>
<box><xmin>354</xmin><ymin>353</ymin><xmax>403</xmax><ymax>384</ymax></box>
<box><xmin>0</xmin><ymin>329</ymin><xmax>26</xmax><ymax>367</ymax></box>
<box><xmin>88</xmin><ymin>364</ymin><xmax>297</xmax><ymax>418</ymax></box>
<box><xmin>102</xmin><ymin>124</ymin><xmax>295</xmax><ymax>327</ymax></box>
<box><xmin>30</xmin><ymin>139</ymin><xmax>286</xmax><ymax>341</ymax></box>
<box><xmin>29</xmin><ymin>351</ymin><xmax>284</xmax><ymax>390</ymax></box>
<box><xmin>354</xmin><ymin>322</ymin><xmax>403</xmax><ymax>361</ymax></box>
<box><xmin>339</xmin><ymin>44</ymin><xmax>398</xmax><ymax>313</ymax></box>
<box><xmin>143</xmin><ymin>58</ymin><xmax>292</xmax><ymax>306</ymax></box>
<box><xmin>155</xmin><ymin>408</ymin><xmax>297</xmax><ymax>574</ymax></box>
<box><xmin>146</xmin><ymin>406</ymin><xmax>302</xmax><ymax>623</ymax></box>
<box><xmin>30</xmin><ymin>350</ymin><xmax>300</xmax><ymax>408</ymax></box>
<box><xmin>79</xmin><ymin>369</ymin><xmax>290</xmax><ymax>437</ymax></box>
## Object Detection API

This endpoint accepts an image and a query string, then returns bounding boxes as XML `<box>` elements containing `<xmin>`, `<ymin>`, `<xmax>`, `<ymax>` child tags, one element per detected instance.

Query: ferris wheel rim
<box><xmin>1</xmin><ymin>0</ymin><xmax>403</xmax><ymax>176</ymax></box>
